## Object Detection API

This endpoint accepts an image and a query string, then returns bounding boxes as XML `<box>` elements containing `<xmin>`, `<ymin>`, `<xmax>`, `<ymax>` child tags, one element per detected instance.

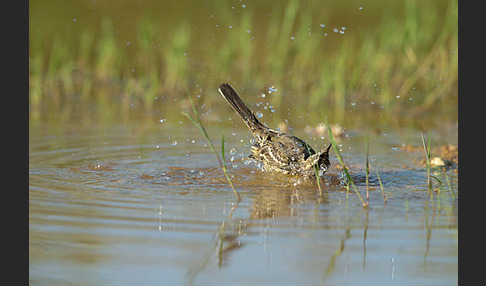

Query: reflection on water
<box><xmin>29</xmin><ymin>120</ymin><xmax>457</xmax><ymax>285</ymax></box>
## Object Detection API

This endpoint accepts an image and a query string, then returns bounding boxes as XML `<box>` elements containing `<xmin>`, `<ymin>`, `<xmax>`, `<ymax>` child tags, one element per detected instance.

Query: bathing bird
<box><xmin>218</xmin><ymin>83</ymin><xmax>332</xmax><ymax>177</ymax></box>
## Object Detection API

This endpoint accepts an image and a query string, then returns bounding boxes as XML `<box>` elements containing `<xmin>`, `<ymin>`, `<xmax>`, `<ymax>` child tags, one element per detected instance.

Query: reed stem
<box><xmin>325</xmin><ymin>119</ymin><xmax>367</xmax><ymax>207</ymax></box>
<box><xmin>182</xmin><ymin>94</ymin><xmax>241</xmax><ymax>202</ymax></box>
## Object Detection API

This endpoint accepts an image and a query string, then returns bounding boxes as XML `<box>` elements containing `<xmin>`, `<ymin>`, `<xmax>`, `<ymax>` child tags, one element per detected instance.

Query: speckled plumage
<box><xmin>218</xmin><ymin>83</ymin><xmax>331</xmax><ymax>177</ymax></box>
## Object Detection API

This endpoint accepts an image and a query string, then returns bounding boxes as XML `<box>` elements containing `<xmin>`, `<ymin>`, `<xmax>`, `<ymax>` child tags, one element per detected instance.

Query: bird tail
<box><xmin>218</xmin><ymin>83</ymin><xmax>267</xmax><ymax>136</ymax></box>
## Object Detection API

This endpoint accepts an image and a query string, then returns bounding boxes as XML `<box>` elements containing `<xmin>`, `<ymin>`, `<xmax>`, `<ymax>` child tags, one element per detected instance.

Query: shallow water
<box><xmin>29</xmin><ymin>117</ymin><xmax>457</xmax><ymax>285</ymax></box>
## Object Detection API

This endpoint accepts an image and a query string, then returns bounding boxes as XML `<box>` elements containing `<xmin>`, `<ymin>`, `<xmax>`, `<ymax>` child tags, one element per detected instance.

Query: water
<box><xmin>29</xmin><ymin>0</ymin><xmax>457</xmax><ymax>282</ymax></box>
<box><xmin>29</xmin><ymin>118</ymin><xmax>457</xmax><ymax>285</ymax></box>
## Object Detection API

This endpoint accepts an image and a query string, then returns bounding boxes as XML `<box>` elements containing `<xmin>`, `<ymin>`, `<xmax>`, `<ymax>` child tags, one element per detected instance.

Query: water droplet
<box><xmin>199</xmin><ymin>170</ymin><xmax>204</xmax><ymax>175</ymax></box>
<box><xmin>333</xmin><ymin>28</ymin><xmax>339</xmax><ymax>33</ymax></box>
<box><xmin>268</xmin><ymin>86</ymin><xmax>277</xmax><ymax>93</ymax></box>
<box><xmin>290</xmin><ymin>36</ymin><xmax>295</xmax><ymax>40</ymax></box>
<box><xmin>359</xmin><ymin>6</ymin><xmax>364</xmax><ymax>10</ymax></box>
<box><xmin>172</xmin><ymin>141</ymin><xmax>178</xmax><ymax>146</ymax></box>
<box><xmin>320</xmin><ymin>24</ymin><xmax>326</xmax><ymax>28</ymax></box>
<box><xmin>159</xmin><ymin>118</ymin><xmax>166</xmax><ymax>123</ymax></box>
<box><xmin>73</xmin><ymin>18</ymin><xmax>77</xmax><ymax>22</ymax></box>
<box><xmin>255</xmin><ymin>111</ymin><xmax>263</xmax><ymax>118</ymax></box>
<box><xmin>230</xmin><ymin>148</ymin><xmax>236</xmax><ymax>155</ymax></box>
<box><xmin>351</xmin><ymin>102</ymin><xmax>356</xmax><ymax>106</ymax></box>
<box><xmin>242</xmin><ymin>4</ymin><xmax>246</xmax><ymax>8</ymax></box>
<box><xmin>339</xmin><ymin>30</ymin><xmax>345</xmax><ymax>34</ymax></box>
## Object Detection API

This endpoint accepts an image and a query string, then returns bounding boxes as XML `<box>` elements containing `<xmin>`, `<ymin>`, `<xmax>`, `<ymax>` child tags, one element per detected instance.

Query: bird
<box><xmin>218</xmin><ymin>83</ymin><xmax>332</xmax><ymax>177</ymax></box>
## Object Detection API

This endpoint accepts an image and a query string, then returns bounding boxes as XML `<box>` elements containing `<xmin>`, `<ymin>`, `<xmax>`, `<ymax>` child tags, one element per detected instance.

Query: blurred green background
<box><xmin>29</xmin><ymin>0</ymin><xmax>457</xmax><ymax>128</ymax></box>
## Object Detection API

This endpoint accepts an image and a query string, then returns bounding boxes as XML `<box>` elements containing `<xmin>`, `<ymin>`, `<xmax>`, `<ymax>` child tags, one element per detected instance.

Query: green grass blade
<box><xmin>421</xmin><ymin>131</ymin><xmax>432</xmax><ymax>193</ymax></box>
<box><xmin>182</xmin><ymin>94</ymin><xmax>240</xmax><ymax>202</ymax></box>
<box><xmin>325</xmin><ymin>119</ymin><xmax>367</xmax><ymax>207</ymax></box>
<box><xmin>376</xmin><ymin>170</ymin><xmax>389</xmax><ymax>203</ymax></box>
<box><xmin>365</xmin><ymin>132</ymin><xmax>370</xmax><ymax>205</ymax></box>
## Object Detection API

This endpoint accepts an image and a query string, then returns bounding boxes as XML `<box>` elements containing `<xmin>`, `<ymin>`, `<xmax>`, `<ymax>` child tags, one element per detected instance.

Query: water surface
<box><xmin>29</xmin><ymin>117</ymin><xmax>457</xmax><ymax>285</ymax></box>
